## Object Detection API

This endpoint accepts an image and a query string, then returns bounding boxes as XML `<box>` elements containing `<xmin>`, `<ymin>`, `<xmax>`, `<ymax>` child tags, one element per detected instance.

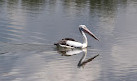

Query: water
<box><xmin>0</xmin><ymin>0</ymin><xmax>137</xmax><ymax>81</ymax></box>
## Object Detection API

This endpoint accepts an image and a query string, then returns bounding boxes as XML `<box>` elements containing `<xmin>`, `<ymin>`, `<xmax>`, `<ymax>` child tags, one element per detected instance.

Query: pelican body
<box><xmin>54</xmin><ymin>25</ymin><xmax>99</xmax><ymax>48</ymax></box>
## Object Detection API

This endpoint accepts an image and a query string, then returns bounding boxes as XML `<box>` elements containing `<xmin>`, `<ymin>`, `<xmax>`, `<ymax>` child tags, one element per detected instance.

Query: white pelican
<box><xmin>54</xmin><ymin>25</ymin><xmax>99</xmax><ymax>48</ymax></box>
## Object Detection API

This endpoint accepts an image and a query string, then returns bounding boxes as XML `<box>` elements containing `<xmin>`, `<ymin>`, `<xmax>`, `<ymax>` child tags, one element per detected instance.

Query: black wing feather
<box><xmin>54</xmin><ymin>38</ymin><xmax>76</xmax><ymax>46</ymax></box>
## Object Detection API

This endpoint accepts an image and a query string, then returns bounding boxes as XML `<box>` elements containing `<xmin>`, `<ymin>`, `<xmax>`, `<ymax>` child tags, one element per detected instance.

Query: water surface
<box><xmin>0</xmin><ymin>0</ymin><xmax>137</xmax><ymax>81</ymax></box>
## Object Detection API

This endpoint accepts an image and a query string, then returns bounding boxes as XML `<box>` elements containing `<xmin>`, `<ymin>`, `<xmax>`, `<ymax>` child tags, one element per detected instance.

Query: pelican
<box><xmin>54</xmin><ymin>25</ymin><xmax>99</xmax><ymax>48</ymax></box>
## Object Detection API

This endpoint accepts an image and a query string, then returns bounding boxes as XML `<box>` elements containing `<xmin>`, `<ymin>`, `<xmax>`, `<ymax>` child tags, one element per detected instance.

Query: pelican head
<box><xmin>79</xmin><ymin>25</ymin><xmax>99</xmax><ymax>41</ymax></box>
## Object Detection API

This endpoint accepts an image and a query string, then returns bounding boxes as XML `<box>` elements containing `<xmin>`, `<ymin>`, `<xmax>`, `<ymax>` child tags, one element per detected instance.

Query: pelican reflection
<box><xmin>77</xmin><ymin>49</ymin><xmax>99</xmax><ymax>68</ymax></box>
<box><xmin>56</xmin><ymin>48</ymin><xmax>99</xmax><ymax>68</ymax></box>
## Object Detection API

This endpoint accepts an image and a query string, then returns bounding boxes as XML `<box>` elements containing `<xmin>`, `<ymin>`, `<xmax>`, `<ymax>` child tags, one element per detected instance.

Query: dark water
<box><xmin>0</xmin><ymin>0</ymin><xmax>137</xmax><ymax>81</ymax></box>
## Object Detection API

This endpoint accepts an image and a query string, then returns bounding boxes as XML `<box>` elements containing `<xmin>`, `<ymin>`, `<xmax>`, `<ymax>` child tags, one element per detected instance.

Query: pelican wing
<box><xmin>62</xmin><ymin>38</ymin><xmax>76</xmax><ymax>41</ymax></box>
<box><xmin>66</xmin><ymin>40</ymin><xmax>83</xmax><ymax>48</ymax></box>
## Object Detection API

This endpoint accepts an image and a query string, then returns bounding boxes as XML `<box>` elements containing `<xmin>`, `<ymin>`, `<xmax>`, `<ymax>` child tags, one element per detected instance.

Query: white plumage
<box><xmin>66</xmin><ymin>41</ymin><xmax>83</xmax><ymax>48</ymax></box>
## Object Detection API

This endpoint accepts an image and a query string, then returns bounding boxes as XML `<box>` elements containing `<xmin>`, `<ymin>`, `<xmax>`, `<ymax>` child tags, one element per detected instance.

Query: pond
<box><xmin>0</xmin><ymin>0</ymin><xmax>137</xmax><ymax>81</ymax></box>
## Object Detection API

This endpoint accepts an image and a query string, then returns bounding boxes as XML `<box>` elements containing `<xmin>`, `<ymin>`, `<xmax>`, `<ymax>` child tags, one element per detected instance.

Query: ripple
<box><xmin>8</xmin><ymin>25</ymin><xmax>24</xmax><ymax>30</ymax></box>
<box><xmin>0</xmin><ymin>42</ymin><xmax>54</xmax><ymax>54</ymax></box>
